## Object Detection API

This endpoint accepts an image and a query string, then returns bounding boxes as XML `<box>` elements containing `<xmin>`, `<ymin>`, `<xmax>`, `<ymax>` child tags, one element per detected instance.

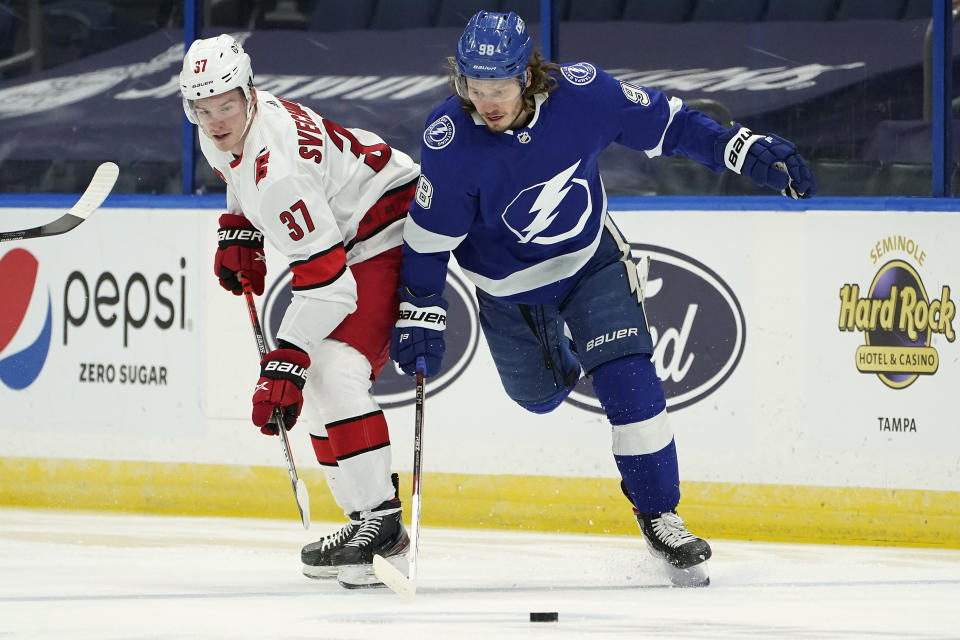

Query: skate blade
<box><xmin>664</xmin><ymin>561</ymin><xmax>710</xmax><ymax>588</ymax></box>
<box><xmin>338</xmin><ymin>555</ymin><xmax>409</xmax><ymax>590</ymax></box>
<box><xmin>302</xmin><ymin>564</ymin><xmax>339</xmax><ymax>580</ymax></box>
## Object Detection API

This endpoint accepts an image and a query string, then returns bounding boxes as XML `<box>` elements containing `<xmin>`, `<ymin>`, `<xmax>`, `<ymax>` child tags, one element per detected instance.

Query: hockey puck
<box><xmin>529</xmin><ymin>612</ymin><xmax>558</xmax><ymax>622</ymax></box>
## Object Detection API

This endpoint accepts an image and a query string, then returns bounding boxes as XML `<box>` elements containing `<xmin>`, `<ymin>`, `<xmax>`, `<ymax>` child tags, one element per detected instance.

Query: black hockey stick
<box><xmin>374</xmin><ymin>356</ymin><xmax>426</xmax><ymax>601</ymax></box>
<box><xmin>240</xmin><ymin>273</ymin><xmax>311</xmax><ymax>530</ymax></box>
<box><xmin>0</xmin><ymin>162</ymin><xmax>119</xmax><ymax>243</ymax></box>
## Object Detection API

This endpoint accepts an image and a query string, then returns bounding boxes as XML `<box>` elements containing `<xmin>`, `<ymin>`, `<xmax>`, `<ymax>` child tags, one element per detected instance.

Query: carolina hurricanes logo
<box><xmin>0</xmin><ymin>248</ymin><xmax>53</xmax><ymax>390</ymax></box>
<box><xmin>501</xmin><ymin>161</ymin><xmax>592</xmax><ymax>245</ymax></box>
<box><xmin>255</xmin><ymin>149</ymin><xmax>270</xmax><ymax>185</ymax></box>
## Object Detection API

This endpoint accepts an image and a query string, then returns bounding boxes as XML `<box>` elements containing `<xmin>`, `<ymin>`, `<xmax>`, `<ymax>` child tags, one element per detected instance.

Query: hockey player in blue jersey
<box><xmin>390</xmin><ymin>10</ymin><xmax>815</xmax><ymax>586</ymax></box>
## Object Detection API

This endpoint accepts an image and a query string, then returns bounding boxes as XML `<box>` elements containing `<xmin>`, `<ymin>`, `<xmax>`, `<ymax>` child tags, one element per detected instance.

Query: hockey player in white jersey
<box><xmin>391</xmin><ymin>11</ymin><xmax>815</xmax><ymax>587</ymax></box>
<box><xmin>180</xmin><ymin>34</ymin><xmax>420</xmax><ymax>586</ymax></box>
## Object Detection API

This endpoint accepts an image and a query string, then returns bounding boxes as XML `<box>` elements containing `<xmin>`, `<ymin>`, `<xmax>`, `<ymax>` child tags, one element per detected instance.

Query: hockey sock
<box><xmin>310</xmin><ymin>432</ymin><xmax>336</xmax><ymax>467</ymax></box>
<box><xmin>615</xmin><ymin>438</ymin><xmax>680</xmax><ymax>514</ymax></box>
<box><xmin>326</xmin><ymin>410</ymin><xmax>395</xmax><ymax>511</ymax></box>
<box><xmin>591</xmin><ymin>355</ymin><xmax>680</xmax><ymax>514</ymax></box>
<box><xmin>310</xmin><ymin>433</ymin><xmax>354</xmax><ymax>516</ymax></box>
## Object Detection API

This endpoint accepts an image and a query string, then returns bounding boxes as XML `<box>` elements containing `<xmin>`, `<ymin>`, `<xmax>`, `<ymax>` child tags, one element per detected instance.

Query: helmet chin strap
<box><xmin>236</xmin><ymin>96</ymin><xmax>257</xmax><ymax>145</ymax></box>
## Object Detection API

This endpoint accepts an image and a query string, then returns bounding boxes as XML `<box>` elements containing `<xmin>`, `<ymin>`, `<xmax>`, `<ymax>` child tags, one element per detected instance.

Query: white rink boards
<box><xmin>0</xmin><ymin>202</ymin><xmax>958</xmax><ymax>547</ymax></box>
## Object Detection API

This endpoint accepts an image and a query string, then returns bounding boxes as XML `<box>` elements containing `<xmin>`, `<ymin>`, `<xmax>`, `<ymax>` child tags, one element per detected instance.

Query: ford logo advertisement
<box><xmin>262</xmin><ymin>268</ymin><xmax>480</xmax><ymax>409</ymax></box>
<box><xmin>261</xmin><ymin>244</ymin><xmax>744</xmax><ymax>413</ymax></box>
<box><xmin>568</xmin><ymin>244</ymin><xmax>746</xmax><ymax>413</ymax></box>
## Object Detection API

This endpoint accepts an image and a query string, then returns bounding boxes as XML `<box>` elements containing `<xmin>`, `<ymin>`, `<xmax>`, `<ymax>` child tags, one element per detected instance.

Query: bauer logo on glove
<box><xmin>214</xmin><ymin>213</ymin><xmax>267</xmax><ymax>296</ymax></box>
<box><xmin>724</xmin><ymin>127</ymin><xmax>763</xmax><ymax>173</ymax></box>
<box><xmin>397</xmin><ymin>305</ymin><xmax>447</xmax><ymax>328</ymax></box>
<box><xmin>217</xmin><ymin>227</ymin><xmax>263</xmax><ymax>245</ymax></box>
<box><xmin>263</xmin><ymin>359</ymin><xmax>309</xmax><ymax>381</ymax></box>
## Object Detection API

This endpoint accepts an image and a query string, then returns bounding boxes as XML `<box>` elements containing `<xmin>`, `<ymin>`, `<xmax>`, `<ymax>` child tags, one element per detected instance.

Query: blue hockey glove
<box><xmin>716</xmin><ymin>124</ymin><xmax>816</xmax><ymax>199</ymax></box>
<box><xmin>390</xmin><ymin>287</ymin><xmax>447</xmax><ymax>377</ymax></box>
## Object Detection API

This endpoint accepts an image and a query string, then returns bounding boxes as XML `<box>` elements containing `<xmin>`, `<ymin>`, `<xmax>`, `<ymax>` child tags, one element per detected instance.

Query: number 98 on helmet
<box><xmin>454</xmin><ymin>11</ymin><xmax>532</xmax><ymax>97</ymax></box>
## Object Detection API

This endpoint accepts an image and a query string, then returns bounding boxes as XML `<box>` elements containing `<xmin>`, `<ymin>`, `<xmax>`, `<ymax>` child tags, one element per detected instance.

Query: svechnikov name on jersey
<box><xmin>275</xmin><ymin>96</ymin><xmax>325</xmax><ymax>164</ymax></box>
<box><xmin>236</xmin><ymin>96</ymin><xmax>324</xmax><ymax>188</ymax></box>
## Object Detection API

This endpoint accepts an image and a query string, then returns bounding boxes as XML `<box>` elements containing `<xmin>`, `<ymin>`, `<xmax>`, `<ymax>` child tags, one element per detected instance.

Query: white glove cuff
<box><xmin>397</xmin><ymin>301</ymin><xmax>447</xmax><ymax>330</ymax></box>
<box><xmin>723</xmin><ymin>126</ymin><xmax>765</xmax><ymax>174</ymax></box>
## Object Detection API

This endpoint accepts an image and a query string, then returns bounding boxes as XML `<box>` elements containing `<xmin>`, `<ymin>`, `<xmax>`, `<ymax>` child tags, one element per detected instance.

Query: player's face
<box><xmin>193</xmin><ymin>89</ymin><xmax>251</xmax><ymax>154</ymax></box>
<box><xmin>465</xmin><ymin>77</ymin><xmax>527</xmax><ymax>133</ymax></box>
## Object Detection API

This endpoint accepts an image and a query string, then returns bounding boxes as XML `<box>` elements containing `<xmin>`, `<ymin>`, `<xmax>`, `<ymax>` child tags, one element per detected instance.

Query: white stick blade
<box><xmin>295</xmin><ymin>478</ymin><xmax>310</xmax><ymax>529</ymax></box>
<box><xmin>373</xmin><ymin>554</ymin><xmax>416</xmax><ymax>601</ymax></box>
<box><xmin>70</xmin><ymin>162</ymin><xmax>120</xmax><ymax>220</ymax></box>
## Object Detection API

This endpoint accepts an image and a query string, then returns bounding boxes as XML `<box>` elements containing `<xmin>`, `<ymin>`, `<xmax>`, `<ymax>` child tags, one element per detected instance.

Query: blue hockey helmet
<box><xmin>455</xmin><ymin>10</ymin><xmax>532</xmax><ymax>87</ymax></box>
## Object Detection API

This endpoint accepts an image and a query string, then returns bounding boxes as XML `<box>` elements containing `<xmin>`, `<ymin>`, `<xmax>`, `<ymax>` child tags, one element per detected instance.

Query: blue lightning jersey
<box><xmin>401</xmin><ymin>62</ymin><xmax>729</xmax><ymax>304</ymax></box>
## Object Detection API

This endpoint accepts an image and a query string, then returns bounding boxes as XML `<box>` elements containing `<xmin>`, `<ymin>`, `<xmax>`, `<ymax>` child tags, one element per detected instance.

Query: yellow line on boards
<box><xmin>1</xmin><ymin>457</ymin><xmax>956</xmax><ymax>549</ymax></box>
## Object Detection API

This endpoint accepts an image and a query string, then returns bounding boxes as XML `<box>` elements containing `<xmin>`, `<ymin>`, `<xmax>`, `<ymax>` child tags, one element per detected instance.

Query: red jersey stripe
<box><xmin>345</xmin><ymin>179</ymin><xmax>417</xmax><ymax>253</ymax></box>
<box><xmin>290</xmin><ymin>244</ymin><xmax>347</xmax><ymax>290</ymax></box>
<box><xmin>325</xmin><ymin>410</ymin><xmax>391</xmax><ymax>460</ymax></box>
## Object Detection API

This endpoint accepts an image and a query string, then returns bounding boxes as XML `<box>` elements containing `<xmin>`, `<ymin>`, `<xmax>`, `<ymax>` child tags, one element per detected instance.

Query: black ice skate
<box><xmin>301</xmin><ymin>515</ymin><xmax>362</xmax><ymax>579</ymax></box>
<box><xmin>333</xmin><ymin>498</ymin><xmax>409</xmax><ymax>589</ymax></box>
<box><xmin>622</xmin><ymin>482</ymin><xmax>711</xmax><ymax>587</ymax></box>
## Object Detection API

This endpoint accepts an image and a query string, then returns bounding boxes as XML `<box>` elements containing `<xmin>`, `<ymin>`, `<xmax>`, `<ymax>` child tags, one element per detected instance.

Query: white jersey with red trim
<box><xmin>198</xmin><ymin>89</ymin><xmax>420</xmax><ymax>349</ymax></box>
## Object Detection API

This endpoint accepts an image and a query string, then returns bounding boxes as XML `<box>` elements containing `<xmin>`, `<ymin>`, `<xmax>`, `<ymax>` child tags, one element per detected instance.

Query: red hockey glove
<box><xmin>215</xmin><ymin>213</ymin><xmax>266</xmax><ymax>295</ymax></box>
<box><xmin>251</xmin><ymin>348</ymin><xmax>311</xmax><ymax>435</ymax></box>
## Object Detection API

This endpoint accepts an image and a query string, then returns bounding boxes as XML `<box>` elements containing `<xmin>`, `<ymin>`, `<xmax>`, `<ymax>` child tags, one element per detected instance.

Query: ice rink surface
<box><xmin>1</xmin><ymin>507</ymin><xmax>958</xmax><ymax>639</ymax></box>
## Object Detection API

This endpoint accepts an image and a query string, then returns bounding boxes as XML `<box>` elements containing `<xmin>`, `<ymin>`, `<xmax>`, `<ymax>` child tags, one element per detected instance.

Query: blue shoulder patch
<box><xmin>560</xmin><ymin>62</ymin><xmax>597</xmax><ymax>86</ymax></box>
<box><xmin>424</xmin><ymin>115</ymin><xmax>456</xmax><ymax>150</ymax></box>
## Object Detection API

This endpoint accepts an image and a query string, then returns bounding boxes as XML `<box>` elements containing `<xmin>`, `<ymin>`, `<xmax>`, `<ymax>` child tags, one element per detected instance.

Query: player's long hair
<box><xmin>448</xmin><ymin>49</ymin><xmax>560</xmax><ymax>114</ymax></box>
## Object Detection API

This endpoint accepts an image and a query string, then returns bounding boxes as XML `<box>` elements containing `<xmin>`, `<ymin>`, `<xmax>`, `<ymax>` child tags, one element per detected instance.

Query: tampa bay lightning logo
<box><xmin>424</xmin><ymin>115</ymin><xmax>455</xmax><ymax>150</ymax></box>
<box><xmin>0</xmin><ymin>248</ymin><xmax>52</xmax><ymax>390</ymax></box>
<box><xmin>561</xmin><ymin>62</ymin><xmax>597</xmax><ymax>86</ymax></box>
<box><xmin>501</xmin><ymin>161</ymin><xmax>592</xmax><ymax>245</ymax></box>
